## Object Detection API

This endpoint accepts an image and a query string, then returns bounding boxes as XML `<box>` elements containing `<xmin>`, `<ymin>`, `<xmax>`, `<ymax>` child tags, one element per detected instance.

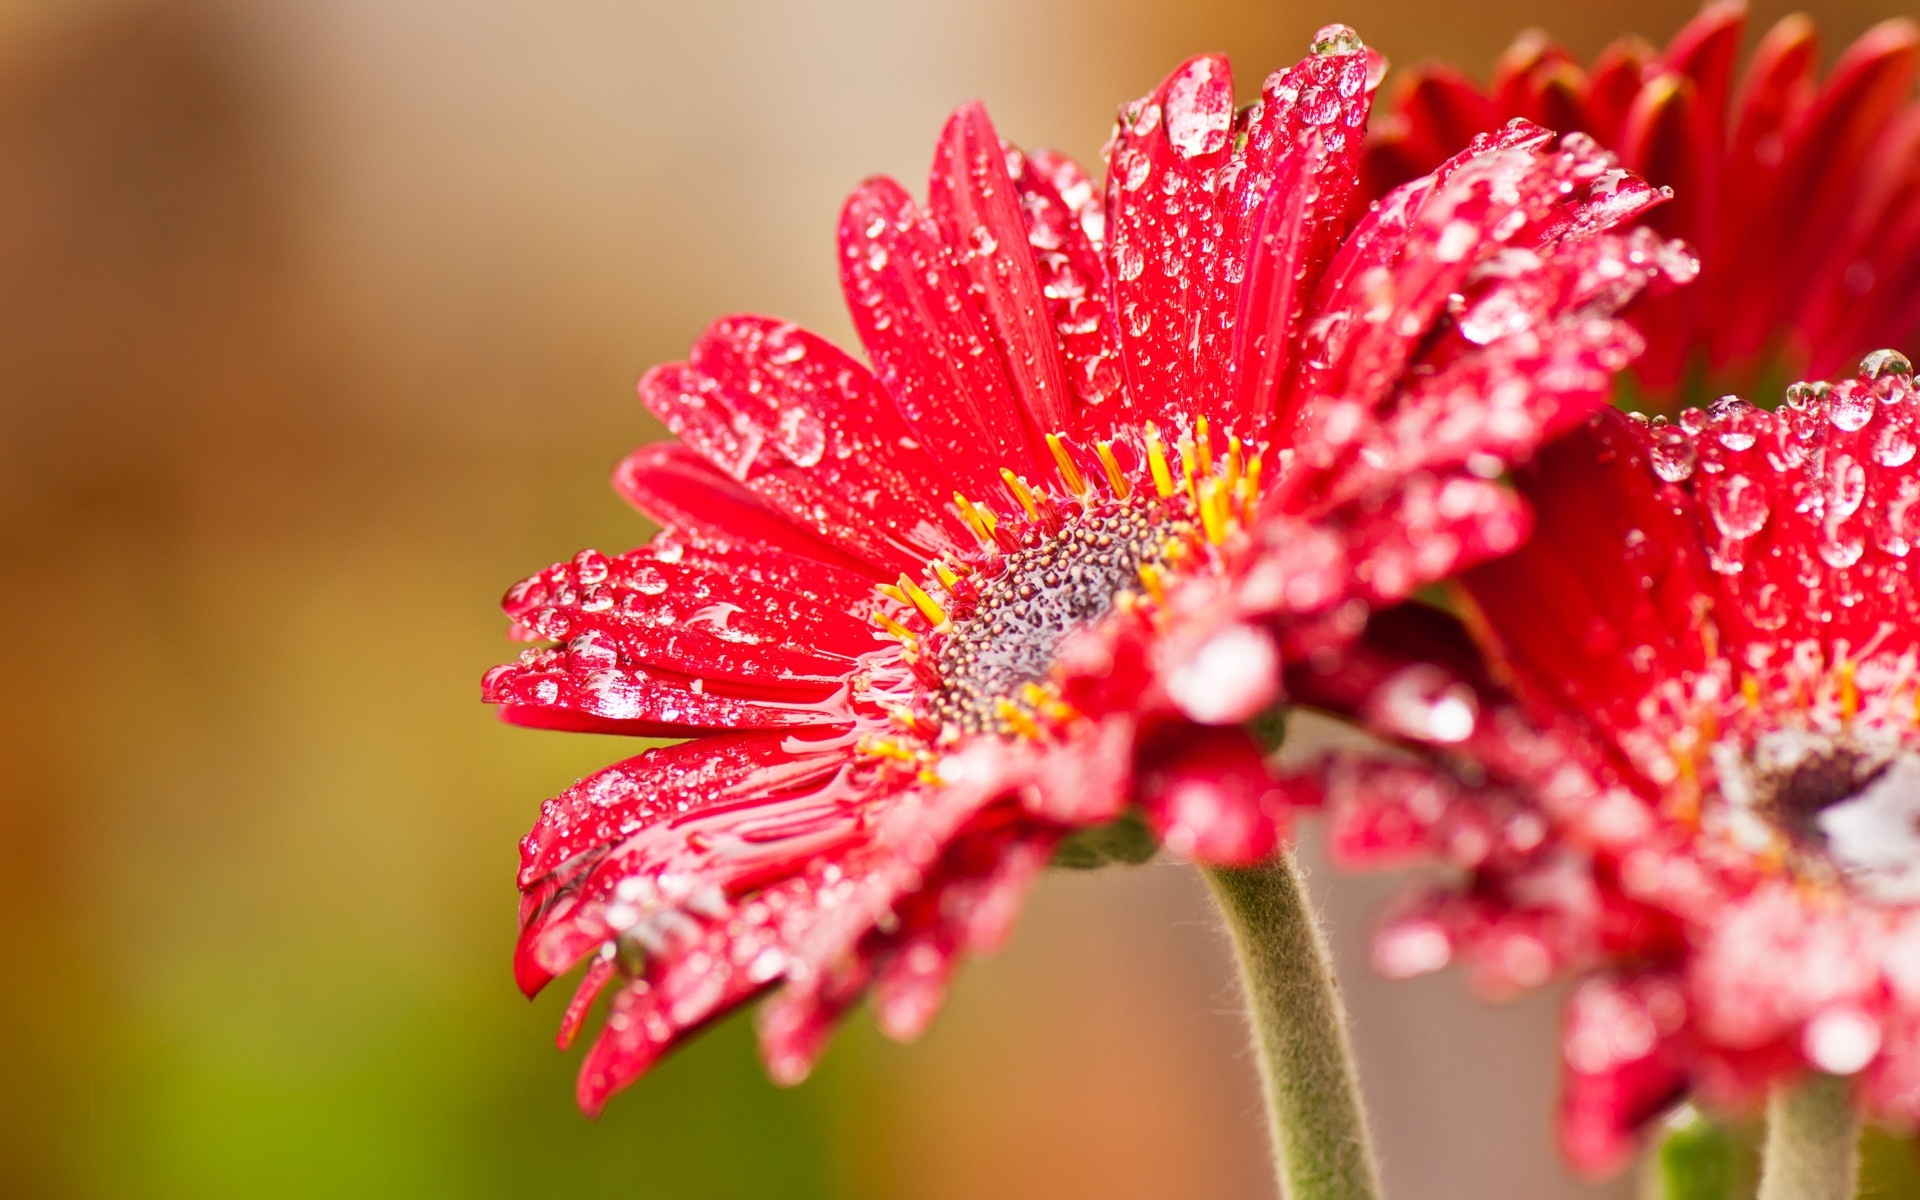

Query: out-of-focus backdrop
<box><xmin>3</xmin><ymin>1</ymin><xmax>1914</xmax><ymax>1196</ymax></box>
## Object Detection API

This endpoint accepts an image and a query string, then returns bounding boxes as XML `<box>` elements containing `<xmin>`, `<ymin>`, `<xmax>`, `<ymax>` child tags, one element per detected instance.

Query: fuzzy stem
<box><xmin>1756</xmin><ymin>1075</ymin><xmax>1860</xmax><ymax>1200</ymax></box>
<box><xmin>1203</xmin><ymin>854</ymin><xmax>1382</xmax><ymax>1200</ymax></box>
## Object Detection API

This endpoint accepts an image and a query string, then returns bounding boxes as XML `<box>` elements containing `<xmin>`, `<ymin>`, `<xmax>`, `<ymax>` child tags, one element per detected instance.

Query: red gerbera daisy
<box><xmin>1288</xmin><ymin>351</ymin><xmax>1920</xmax><ymax>1173</ymax></box>
<box><xmin>486</xmin><ymin>30</ymin><xmax>1685</xmax><ymax>1114</ymax></box>
<box><xmin>1365</xmin><ymin>1</ymin><xmax>1920</xmax><ymax>400</ymax></box>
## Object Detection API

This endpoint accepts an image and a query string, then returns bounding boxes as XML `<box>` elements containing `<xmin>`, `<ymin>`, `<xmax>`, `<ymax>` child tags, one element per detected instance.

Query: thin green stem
<box><xmin>1757</xmin><ymin>1075</ymin><xmax>1860</xmax><ymax>1200</ymax></box>
<box><xmin>1202</xmin><ymin>854</ymin><xmax>1382</xmax><ymax>1200</ymax></box>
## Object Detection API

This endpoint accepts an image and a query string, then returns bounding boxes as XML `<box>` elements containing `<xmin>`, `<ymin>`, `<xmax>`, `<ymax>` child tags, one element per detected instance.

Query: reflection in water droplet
<box><xmin>1648</xmin><ymin>428</ymin><xmax>1696</xmax><ymax>482</ymax></box>
<box><xmin>1861</xmin><ymin>348</ymin><xmax>1913</xmax><ymax>380</ymax></box>
<box><xmin>1706</xmin><ymin>473</ymin><xmax>1769</xmax><ymax>539</ymax></box>
<box><xmin>1310</xmin><ymin>22</ymin><xmax>1364</xmax><ymax>55</ymax></box>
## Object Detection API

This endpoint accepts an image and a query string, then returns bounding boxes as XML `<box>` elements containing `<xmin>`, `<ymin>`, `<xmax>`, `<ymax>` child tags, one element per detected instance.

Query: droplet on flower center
<box><xmin>927</xmin><ymin>501</ymin><xmax>1192</xmax><ymax>733</ymax></box>
<box><xmin>1751</xmin><ymin>735</ymin><xmax>1920</xmax><ymax>904</ymax></box>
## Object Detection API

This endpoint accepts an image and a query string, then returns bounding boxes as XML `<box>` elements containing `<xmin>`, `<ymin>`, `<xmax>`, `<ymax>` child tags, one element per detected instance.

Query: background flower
<box><xmin>1365</xmin><ymin>1</ymin><xmax>1920</xmax><ymax>403</ymax></box>
<box><xmin>1293</xmin><ymin>356</ymin><xmax>1920</xmax><ymax>1173</ymax></box>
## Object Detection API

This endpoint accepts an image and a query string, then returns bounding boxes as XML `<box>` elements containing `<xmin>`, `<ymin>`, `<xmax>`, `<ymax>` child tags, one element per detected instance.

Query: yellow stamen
<box><xmin>1021</xmin><ymin>681</ymin><xmax>1081</xmax><ymax>726</ymax></box>
<box><xmin>999</xmin><ymin>468</ymin><xmax>1039</xmax><ymax>521</ymax></box>
<box><xmin>1095</xmin><ymin>441</ymin><xmax>1131</xmax><ymax>499</ymax></box>
<box><xmin>954</xmin><ymin>492</ymin><xmax>996</xmax><ymax>544</ymax></box>
<box><xmin>918</xmin><ymin>769</ymin><xmax>944</xmax><ymax>786</ymax></box>
<box><xmin>860</xmin><ymin>736</ymin><xmax>919</xmax><ymax>763</ymax></box>
<box><xmin>876</xmin><ymin>583</ymin><xmax>909</xmax><ymax>606</ymax></box>
<box><xmin>933</xmin><ymin>560</ymin><xmax>963</xmax><ymax>595</ymax></box>
<box><xmin>1138</xmin><ymin>562</ymin><xmax>1167</xmax><ymax>605</ymax></box>
<box><xmin>1177</xmin><ymin>438</ymin><xmax>1198</xmax><ymax>505</ymax></box>
<box><xmin>1195</xmin><ymin>415</ymin><xmax>1213</xmax><ymax>474</ymax></box>
<box><xmin>871</xmin><ymin>610</ymin><xmax>917</xmax><ymax>643</ymax></box>
<box><xmin>898</xmin><ymin>574</ymin><xmax>948</xmax><ymax>627</ymax></box>
<box><xmin>1226</xmin><ymin>435</ymin><xmax>1244</xmax><ymax>490</ymax></box>
<box><xmin>1145</xmin><ymin>424</ymin><xmax>1176</xmax><ymax>498</ymax></box>
<box><xmin>1046</xmin><ymin>433</ymin><xmax>1087</xmax><ymax>497</ymax></box>
<box><xmin>1198</xmin><ymin>478</ymin><xmax>1228</xmax><ymax>545</ymax></box>
<box><xmin>1840</xmin><ymin>660</ymin><xmax>1858</xmax><ymax>723</ymax></box>
<box><xmin>994</xmin><ymin>698</ymin><xmax>1042</xmax><ymax>740</ymax></box>
<box><xmin>1742</xmin><ymin>677</ymin><xmax>1761</xmax><ymax>711</ymax></box>
<box><xmin>1241</xmin><ymin>452</ymin><xmax>1264</xmax><ymax>520</ymax></box>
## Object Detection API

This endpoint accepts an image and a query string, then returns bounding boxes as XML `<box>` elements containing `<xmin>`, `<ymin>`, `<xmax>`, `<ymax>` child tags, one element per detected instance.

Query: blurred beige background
<box><xmin>2</xmin><ymin>0</ymin><xmax>1913</xmax><ymax>1196</ymax></box>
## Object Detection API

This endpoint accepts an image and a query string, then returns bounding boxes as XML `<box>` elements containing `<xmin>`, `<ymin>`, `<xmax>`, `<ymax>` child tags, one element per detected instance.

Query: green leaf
<box><xmin>1051</xmin><ymin>810</ymin><xmax>1158</xmax><ymax>869</ymax></box>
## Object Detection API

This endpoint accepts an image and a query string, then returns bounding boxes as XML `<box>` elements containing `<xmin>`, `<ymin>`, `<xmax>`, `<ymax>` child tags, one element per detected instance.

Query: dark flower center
<box><xmin>927</xmin><ymin>502</ymin><xmax>1191</xmax><ymax>733</ymax></box>
<box><xmin>1751</xmin><ymin>736</ymin><xmax>1920</xmax><ymax>904</ymax></box>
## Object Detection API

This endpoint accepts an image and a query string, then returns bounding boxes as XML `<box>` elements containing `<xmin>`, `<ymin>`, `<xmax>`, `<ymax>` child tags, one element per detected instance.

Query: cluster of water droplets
<box><xmin>1633</xmin><ymin>353</ymin><xmax>1920</xmax><ymax>625</ymax></box>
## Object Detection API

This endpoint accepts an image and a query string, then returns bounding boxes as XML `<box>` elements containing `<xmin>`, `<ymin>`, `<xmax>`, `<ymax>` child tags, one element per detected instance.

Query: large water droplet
<box><xmin>1310</xmin><ymin>22</ymin><xmax>1363</xmax><ymax>55</ymax></box>
<box><xmin>1828</xmin><ymin>388</ymin><xmax>1875</xmax><ymax>431</ymax></box>
<box><xmin>1648</xmin><ymin>427</ymin><xmax>1696</xmax><ymax>482</ymax></box>
<box><xmin>1861</xmin><ymin>349</ymin><xmax>1913</xmax><ymax>380</ymax></box>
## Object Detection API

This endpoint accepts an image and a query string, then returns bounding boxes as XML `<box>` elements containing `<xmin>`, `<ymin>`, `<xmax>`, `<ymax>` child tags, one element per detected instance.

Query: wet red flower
<box><xmin>1290</xmin><ymin>351</ymin><xmax>1920</xmax><ymax>1173</ymax></box>
<box><xmin>486</xmin><ymin>30</ymin><xmax>1685</xmax><ymax>1114</ymax></box>
<box><xmin>1365</xmin><ymin>2</ymin><xmax>1920</xmax><ymax>400</ymax></box>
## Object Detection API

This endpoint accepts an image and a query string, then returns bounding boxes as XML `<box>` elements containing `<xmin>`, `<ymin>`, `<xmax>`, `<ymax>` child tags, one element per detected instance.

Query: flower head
<box><xmin>1292</xmin><ymin>351</ymin><xmax>1920</xmax><ymax>1172</ymax></box>
<box><xmin>487</xmin><ymin>31</ymin><xmax>1683</xmax><ymax>1113</ymax></box>
<box><xmin>1365</xmin><ymin>2</ymin><xmax>1920</xmax><ymax>399</ymax></box>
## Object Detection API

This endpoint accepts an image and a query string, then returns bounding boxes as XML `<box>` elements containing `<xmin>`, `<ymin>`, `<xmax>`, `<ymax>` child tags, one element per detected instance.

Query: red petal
<box><xmin>1104</xmin><ymin>54</ymin><xmax>1240</xmax><ymax>433</ymax></box>
<box><xmin>1010</xmin><ymin>147</ymin><xmax>1135</xmax><ymax>438</ymax></box>
<box><xmin>1135</xmin><ymin>723</ymin><xmax>1286</xmax><ymax>866</ymax></box>
<box><xmin>1586</xmin><ymin>38</ymin><xmax>1658</xmax><ymax>147</ymax></box>
<box><xmin>486</xmin><ymin>654</ymin><xmax>845</xmax><ymax>737</ymax></box>
<box><xmin>928</xmin><ymin>104</ymin><xmax>1074</xmax><ymax>441</ymax></box>
<box><xmin>1466</xmin><ymin>410</ymin><xmax>1715</xmax><ymax>743</ymax></box>
<box><xmin>839</xmin><ymin>176</ymin><xmax>1042</xmax><ymax>498</ymax></box>
<box><xmin>611</xmin><ymin>443</ymin><xmax>883</xmax><ymax>578</ymax></box>
<box><xmin>500</xmin><ymin>543</ymin><xmax>872</xmax><ymax>690</ymax></box>
<box><xmin>1380</xmin><ymin>64</ymin><xmax>1496</xmax><ymax>172</ymax></box>
<box><xmin>1557</xmin><ymin>974</ymin><xmax>1691</xmax><ymax>1177</ymax></box>
<box><xmin>1661</xmin><ymin>0</ymin><xmax>1746</xmax><ymax>153</ymax></box>
<box><xmin>639</xmin><ymin>316</ymin><xmax>973</xmax><ymax>572</ymax></box>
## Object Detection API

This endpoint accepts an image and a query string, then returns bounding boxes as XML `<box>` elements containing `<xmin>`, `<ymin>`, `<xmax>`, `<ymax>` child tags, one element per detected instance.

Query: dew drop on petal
<box><xmin>1861</xmin><ymin>349</ymin><xmax>1913</xmax><ymax>380</ymax></box>
<box><xmin>1310</xmin><ymin>22</ymin><xmax>1364</xmax><ymax>55</ymax></box>
<box><xmin>1648</xmin><ymin>428</ymin><xmax>1696</xmax><ymax>482</ymax></box>
<box><xmin>1828</xmin><ymin>388</ymin><xmax>1875</xmax><ymax>432</ymax></box>
<box><xmin>1873</xmin><ymin>422</ymin><xmax>1916</xmax><ymax>467</ymax></box>
<box><xmin>1705</xmin><ymin>473</ymin><xmax>1769</xmax><ymax>539</ymax></box>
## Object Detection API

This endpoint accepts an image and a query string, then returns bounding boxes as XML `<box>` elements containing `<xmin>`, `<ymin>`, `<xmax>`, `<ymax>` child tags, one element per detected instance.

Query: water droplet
<box><xmin>632</xmin><ymin>565</ymin><xmax>669</xmax><ymax>595</ymax></box>
<box><xmin>1861</xmin><ymin>349</ymin><xmax>1913</xmax><ymax>379</ymax></box>
<box><xmin>1114</xmin><ymin>240</ymin><xmax>1145</xmax><ymax>281</ymax></box>
<box><xmin>1819</xmin><ymin>525</ymin><xmax>1865</xmax><ymax>569</ymax></box>
<box><xmin>1874</xmin><ymin>422</ymin><xmax>1916</xmax><ymax>467</ymax></box>
<box><xmin>1310</xmin><ymin>22</ymin><xmax>1364</xmax><ymax>55</ymax></box>
<box><xmin>1648</xmin><ymin>428</ymin><xmax>1696</xmax><ymax>482</ymax></box>
<box><xmin>773</xmin><ymin>406</ymin><xmax>826</xmax><ymax>468</ymax></box>
<box><xmin>1827</xmin><ymin>453</ymin><xmax>1866</xmax><ymax>518</ymax></box>
<box><xmin>1706</xmin><ymin>473</ymin><xmax>1769</xmax><ymax>539</ymax></box>
<box><xmin>1828</xmin><ymin>388</ymin><xmax>1875</xmax><ymax>431</ymax></box>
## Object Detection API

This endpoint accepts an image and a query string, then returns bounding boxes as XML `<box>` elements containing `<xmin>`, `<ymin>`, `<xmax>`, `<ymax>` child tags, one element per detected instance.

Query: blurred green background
<box><xmin>3</xmin><ymin>1</ymin><xmax>1915</xmax><ymax>1196</ymax></box>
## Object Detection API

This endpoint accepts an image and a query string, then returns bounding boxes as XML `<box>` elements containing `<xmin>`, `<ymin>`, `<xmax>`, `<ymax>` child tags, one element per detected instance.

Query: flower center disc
<box><xmin>1749</xmin><ymin>734</ymin><xmax>1920</xmax><ymax>904</ymax></box>
<box><xmin>927</xmin><ymin>502</ymin><xmax>1191</xmax><ymax>733</ymax></box>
